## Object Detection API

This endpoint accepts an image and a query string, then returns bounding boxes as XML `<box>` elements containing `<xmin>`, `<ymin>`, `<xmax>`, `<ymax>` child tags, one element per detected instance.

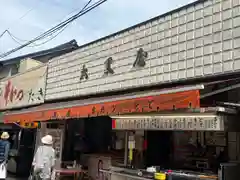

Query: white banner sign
<box><xmin>0</xmin><ymin>65</ymin><xmax>47</xmax><ymax>110</ymax></box>
<box><xmin>113</xmin><ymin>114</ymin><xmax>224</xmax><ymax>131</ymax></box>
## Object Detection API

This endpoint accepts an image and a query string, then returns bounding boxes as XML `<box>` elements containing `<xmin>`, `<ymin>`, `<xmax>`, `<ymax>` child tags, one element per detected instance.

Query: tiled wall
<box><xmin>46</xmin><ymin>0</ymin><xmax>240</xmax><ymax>100</ymax></box>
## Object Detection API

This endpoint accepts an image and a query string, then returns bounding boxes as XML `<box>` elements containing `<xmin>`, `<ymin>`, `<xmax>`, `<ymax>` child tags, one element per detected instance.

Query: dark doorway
<box><xmin>17</xmin><ymin>129</ymin><xmax>36</xmax><ymax>176</ymax></box>
<box><xmin>145</xmin><ymin>131</ymin><xmax>172</xmax><ymax>168</ymax></box>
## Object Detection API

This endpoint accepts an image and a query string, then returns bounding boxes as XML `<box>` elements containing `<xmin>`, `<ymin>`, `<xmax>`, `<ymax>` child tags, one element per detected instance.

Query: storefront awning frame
<box><xmin>4</xmin><ymin>84</ymin><xmax>203</xmax><ymax>123</ymax></box>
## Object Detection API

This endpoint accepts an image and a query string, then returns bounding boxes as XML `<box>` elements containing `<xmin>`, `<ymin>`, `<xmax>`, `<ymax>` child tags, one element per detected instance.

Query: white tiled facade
<box><xmin>46</xmin><ymin>0</ymin><xmax>240</xmax><ymax>100</ymax></box>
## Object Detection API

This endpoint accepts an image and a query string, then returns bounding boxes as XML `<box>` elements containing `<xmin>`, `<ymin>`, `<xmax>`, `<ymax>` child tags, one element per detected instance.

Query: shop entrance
<box><xmin>17</xmin><ymin>129</ymin><xmax>36</xmax><ymax>176</ymax></box>
<box><xmin>62</xmin><ymin>116</ymin><xmax>112</xmax><ymax>163</ymax></box>
<box><xmin>145</xmin><ymin>131</ymin><xmax>172</xmax><ymax>168</ymax></box>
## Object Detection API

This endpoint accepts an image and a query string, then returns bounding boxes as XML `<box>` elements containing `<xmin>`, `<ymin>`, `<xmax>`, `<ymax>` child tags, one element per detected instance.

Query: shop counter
<box><xmin>81</xmin><ymin>153</ymin><xmax>124</xmax><ymax>179</ymax></box>
<box><xmin>100</xmin><ymin>166</ymin><xmax>219</xmax><ymax>180</ymax></box>
<box><xmin>100</xmin><ymin>167</ymin><xmax>153</xmax><ymax>180</ymax></box>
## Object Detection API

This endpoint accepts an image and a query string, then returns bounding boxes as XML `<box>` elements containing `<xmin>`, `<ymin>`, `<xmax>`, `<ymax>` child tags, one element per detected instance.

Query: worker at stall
<box><xmin>32</xmin><ymin>135</ymin><xmax>56</xmax><ymax>180</ymax></box>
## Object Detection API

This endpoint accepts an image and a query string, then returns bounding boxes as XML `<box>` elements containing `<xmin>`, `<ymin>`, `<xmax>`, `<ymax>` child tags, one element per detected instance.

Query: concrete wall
<box><xmin>0</xmin><ymin>64</ymin><xmax>18</xmax><ymax>80</ymax></box>
<box><xmin>46</xmin><ymin>0</ymin><xmax>240</xmax><ymax>100</ymax></box>
<box><xmin>0</xmin><ymin>55</ymin><xmax>51</xmax><ymax>80</ymax></box>
<box><xmin>18</xmin><ymin>58</ymin><xmax>43</xmax><ymax>73</ymax></box>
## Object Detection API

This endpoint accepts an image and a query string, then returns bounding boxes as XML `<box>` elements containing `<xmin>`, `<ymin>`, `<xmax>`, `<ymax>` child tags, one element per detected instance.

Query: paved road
<box><xmin>7</xmin><ymin>177</ymin><xmax>27</xmax><ymax>180</ymax></box>
<box><xmin>7</xmin><ymin>174</ymin><xmax>28</xmax><ymax>180</ymax></box>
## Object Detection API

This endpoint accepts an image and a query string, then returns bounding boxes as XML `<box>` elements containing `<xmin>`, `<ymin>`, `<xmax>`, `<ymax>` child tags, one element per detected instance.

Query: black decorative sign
<box><xmin>80</xmin><ymin>64</ymin><xmax>88</xmax><ymax>80</ymax></box>
<box><xmin>28</xmin><ymin>88</ymin><xmax>44</xmax><ymax>102</ymax></box>
<box><xmin>104</xmin><ymin>57</ymin><xmax>114</xmax><ymax>75</ymax></box>
<box><xmin>133</xmin><ymin>48</ymin><xmax>148</xmax><ymax>67</ymax></box>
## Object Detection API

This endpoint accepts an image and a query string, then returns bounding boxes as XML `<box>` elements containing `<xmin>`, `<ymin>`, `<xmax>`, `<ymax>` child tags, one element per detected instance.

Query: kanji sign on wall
<box><xmin>46</xmin><ymin>0</ymin><xmax>240</xmax><ymax>101</ymax></box>
<box><xmin>0</xmin><ymin>65</ymin><xmax>47</xmax><ymax>110</ymax></box>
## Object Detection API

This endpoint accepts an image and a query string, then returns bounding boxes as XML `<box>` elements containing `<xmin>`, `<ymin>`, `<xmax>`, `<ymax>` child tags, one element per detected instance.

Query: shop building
<box><xmin>0</xmin><ymin>64</ymin><xmax>48</xmax><ymax>176</ymax></box>
<box><xmin>0</xmin><ymin>39</ymin><xmax>79</xmax><ymax>176</ymax></box>
<box><xmin>0</xmin><ymin>39</ymin><xmax>78</xmax><ymax>80</ymax></box>
<box><xmin>3</xmin><ymin>0</ymin><xmax>240</xmax><ymax>179</ymax></box>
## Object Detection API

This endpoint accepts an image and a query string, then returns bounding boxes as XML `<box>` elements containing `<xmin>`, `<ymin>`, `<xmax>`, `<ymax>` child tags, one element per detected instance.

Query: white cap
<box><xmin>1</xmin><ymin>132</ymin><xmax>9</xmax><ymax>139</ymax></box>
<box><xmin>41</xmin><ymin>135</ymin><xmax>53</xmax><ymax>145</ymax></box>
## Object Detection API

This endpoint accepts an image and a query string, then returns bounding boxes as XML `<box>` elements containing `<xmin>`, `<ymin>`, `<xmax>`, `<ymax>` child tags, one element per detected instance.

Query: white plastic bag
<box><xmin>0</xmin><ymin>162</ymin><xmax>7</xmax><ymax>179</ymax></box>
<box><xmin>51</xmin><ymin>169</ymin><xmax>56</xmax><ymax>180</ymax></box>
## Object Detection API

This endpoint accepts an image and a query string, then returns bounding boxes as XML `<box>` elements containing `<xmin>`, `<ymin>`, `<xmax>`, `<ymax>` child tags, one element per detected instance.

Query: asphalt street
<box><xmin>7</xmin><ymin>174</ymin><xmax>28</xmax><ymax>180</ymax></box>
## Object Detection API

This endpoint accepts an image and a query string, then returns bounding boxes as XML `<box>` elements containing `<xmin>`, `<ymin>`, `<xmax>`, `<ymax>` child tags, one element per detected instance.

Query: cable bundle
<box><xmin>0</xmin><ymin>0</ymin><xmax>107</xmax><ymax>59</ymax></box>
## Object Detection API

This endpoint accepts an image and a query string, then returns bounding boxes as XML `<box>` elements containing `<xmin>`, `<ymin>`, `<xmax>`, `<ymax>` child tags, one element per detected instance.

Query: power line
<box><xmin>0</xmin><ymin>5</ymin><xmax>37</xmax><ymax>40</ymax></box>
<box><xmin>5</xmin><ymin>30</ymin><xmax>27</xmax><ymax>45</ymax></box>
<box><xmin>0</xmin><ymin>0</ymin><xmax>106</xmax><ymax>59</ymax></box>
<box><xmin>0</xmin><ymin>0</ymin><xmax>92</xmax><ymax>44</ymax></box>
<box><xmin>4</xmin><ymin>0</ymin><xmax>93</xmax><ymax>45</ymax></box>
<box><xmin>0</xmin><ymin>30</ymin><xmax>7</xmax><ymax>39</ymax></box>
<box><xmin>5</xmin><ymin>0</ymin><xmax>93</xmax><ymax>47</ymax></box>
<box><xmin>27</xmin><ymin>0</ymin><xmax>93</xmax><ymax>47</ymax></box>
<box><xmin>0</xmin><ymin>0</ymin><xmax>91</xmax><ymax>45</ymax></box>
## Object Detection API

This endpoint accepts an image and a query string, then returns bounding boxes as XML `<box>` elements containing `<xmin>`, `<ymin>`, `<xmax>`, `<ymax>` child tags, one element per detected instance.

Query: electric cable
<box><xmin>0</xmin><ymin>30</ymin><xmax>7</xmax><ymax>39</ymax></box>
<box><xmin>0</xmin><ymin>5</ymin><xmax>37</xmax><ymax>40</ymax></box>
<box><xmin>5</xmin><ymin>30</ymin><xmax>26</xmax><ymax>45</ymax></box>
<box><xmin>6</xmin><ymin>0</ymin><xmax>92</xmax><ymax>47</ymax></box>
<box><xmin>0</xmin><ymin>0</ymin><xmax>106</xmax><ymax>59</ymax></box>
<box><xmin>2</xmin><ymin>0</ymin><xmax>92</xmax><ymax>46</ymax></box>
<box><xmin>26</xmin><ymin>0</ymin><xmax>93</xmax><ymax>47</ymax></box>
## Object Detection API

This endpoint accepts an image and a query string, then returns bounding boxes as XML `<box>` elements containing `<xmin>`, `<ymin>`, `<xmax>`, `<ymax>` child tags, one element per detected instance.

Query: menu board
<box><xmin>113</xmin><ymin>114</ymin><xmax>224</xmax><ymax>131</ymax></box>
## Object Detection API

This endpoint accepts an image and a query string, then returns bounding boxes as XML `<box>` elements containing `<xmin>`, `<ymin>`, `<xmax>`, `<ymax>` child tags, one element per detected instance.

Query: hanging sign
<box><xmin>112</xmin><ymin>114</ymin><xmax>224</xmax><ymax>131</ymax></box>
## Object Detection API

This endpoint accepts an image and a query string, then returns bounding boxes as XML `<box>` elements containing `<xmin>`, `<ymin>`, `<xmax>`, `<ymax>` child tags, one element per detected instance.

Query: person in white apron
<box><xmin>0</xmin><ymin>132</ymin><xmax>10</xmax><ymax>179</ymax></box>
<box><xmin>32</xmin><ymin>135</ymin><xmax>55</xmax><ymax>180</ymax></box>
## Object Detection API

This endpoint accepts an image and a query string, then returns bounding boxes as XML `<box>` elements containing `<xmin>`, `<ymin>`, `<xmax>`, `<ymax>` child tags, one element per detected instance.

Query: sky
<box><xmin>0</xmin><ymin>0</ymin><xmax>195</xmax><ymax>60</ymax></box>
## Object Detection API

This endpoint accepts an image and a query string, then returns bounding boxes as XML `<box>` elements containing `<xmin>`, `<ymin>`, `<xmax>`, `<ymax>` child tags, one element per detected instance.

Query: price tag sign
<box><xmin>113</xmin><ymin>114</ymin><xmax>224</xmax><ymax>131</ymax></box>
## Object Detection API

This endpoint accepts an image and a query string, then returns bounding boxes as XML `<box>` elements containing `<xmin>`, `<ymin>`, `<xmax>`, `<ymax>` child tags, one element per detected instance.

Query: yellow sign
<box><xmin>154</xmin><ymin>173</ymin><xmax>166</xmax><ymax>180</ymax></box>
<box><xmin>19</xmin><ymin>122</ymin><xmax>40</xmax><ymax>128</ymax></box>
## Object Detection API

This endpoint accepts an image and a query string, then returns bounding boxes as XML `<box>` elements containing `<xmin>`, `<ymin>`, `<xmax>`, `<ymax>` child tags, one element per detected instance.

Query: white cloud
<box><xmin>0</xmin><ymin>0</ymin><xmax>195</xmax><ymax>59</ymax></box>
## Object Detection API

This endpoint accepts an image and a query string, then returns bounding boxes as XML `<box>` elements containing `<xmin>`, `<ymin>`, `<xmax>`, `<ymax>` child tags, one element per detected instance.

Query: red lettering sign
<box><xmin>3</xmin><ymin>81</ymin><xmax>24</xmax><ymax>106</ymax></box>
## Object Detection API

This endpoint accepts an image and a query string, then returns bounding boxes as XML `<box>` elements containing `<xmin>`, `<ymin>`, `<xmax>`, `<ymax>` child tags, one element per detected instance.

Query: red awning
<box><xmin>4</xmin><ymin>84</ymin><xmax>203</xmax><ymax>123</ymax></box>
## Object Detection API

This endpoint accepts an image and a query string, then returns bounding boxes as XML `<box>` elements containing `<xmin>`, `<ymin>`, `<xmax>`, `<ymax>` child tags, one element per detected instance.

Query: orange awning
<box><xmin>4</xmin><ymin>85</ymin><xmax>202</xmax><ymax>123</ymax></box>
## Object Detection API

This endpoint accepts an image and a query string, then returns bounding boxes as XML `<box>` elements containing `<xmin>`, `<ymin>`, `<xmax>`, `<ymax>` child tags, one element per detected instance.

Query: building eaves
<box><xmin>0</xmin><ymin>39</ymin><xmax>78</xmax><ymax>66</ymax></box>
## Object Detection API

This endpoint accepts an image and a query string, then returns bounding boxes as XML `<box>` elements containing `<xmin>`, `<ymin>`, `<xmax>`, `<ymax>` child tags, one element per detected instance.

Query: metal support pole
<box><xmin>124</xmin><ymin>131</ymin><xmax>129</xmax><ymax>166</ymax></box>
